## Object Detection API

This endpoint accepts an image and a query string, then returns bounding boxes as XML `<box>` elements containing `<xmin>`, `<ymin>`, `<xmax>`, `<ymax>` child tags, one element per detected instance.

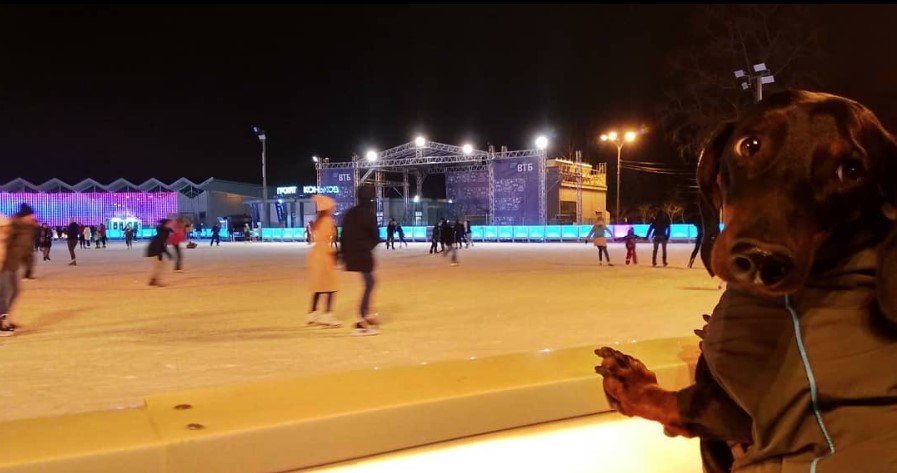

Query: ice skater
<box><xmin>0</xmin><ymin>204</ymin><xmax>38</xmax><ymax>336</ymax></box>
<box><xmin>168</xmin><ymin>218</ymin><xmax>187</xmax><ymax>272</ymax></box>
<box><xmin>396</xmin><ymin>223</ymin><xmax>408</xmax><ymax>247</ymax></box>
<box><xmin>454</xmin><ymin>220</ymin><xmax>465</xmax><ymax>249</ymax></box>
<box><xmin>67</xmin><ymin>219</ymin><xmax>80</xmax><ymax>265</ymax></box>
<box><xmin>429</xmin><ymin>220</ymin><xmax>442</xmax><ymax>254</ymax></box>
<box><xmin>146</xmin><ymin>219</ymin><xmax>172</xmax><ymax>287</ymax></box>
<box><xmin>464</xmin><ymin>219</ymin><xmax>473</xmax><ymax>247</ymax></box>
<box><xmin>81</xmin><ymin>225</ymin><xmax>91</xmax><ymax>248</ymax></box>
<box><xmin>210</xmin><ymin>222</ymin><xmax>221</xmax><ymax>246</ymax></box>
<box><xmin>340</xmin><ymin>186</ymin><xmax>381</xmax><ymax>336</ymax></box>
<box><xmin>585</xmin><ymin>212</ymin><xmax>613</xmax><ymax>266</ymax></box>
<box><xmin>442</xmin><ymin>219</ymin><xmax>458</xmax><ymax>265</ymax></box>
<box><xmin>306</xmin><ymin>195</ymin><xmax>340</xmax><ymax>328</ymax></box>
<box><xmin>617</xmin><ymin>227</ymin><xmax>639</xmax><ymax>265</ymax></box>
<box><xmin>124</xmin><ymin>223</ymin><xmax>135</xmax><ymax>248</ymax></box>
<box><xmin>38</xmin><ymin>223</ymin><xmax>52</xmax><ymax>261</ymax></box>
<box><xmin>688</xmin><ymin>220</ymin><xmax>703</xmax><ymax>269</ymax></box>
<box><xmin>386</xmin><ymin>218</ymin><xmax>397</xmax><ymax>250</ymax></box>
<box><xmin>645</xmin><ymin>209</ymin><xmax>672</xmax><ymax>267</ymax></box>
<box><xmin>98</xmin><ymin>223</ymin><xmax>107</xmax><ymax>248</ymax></box>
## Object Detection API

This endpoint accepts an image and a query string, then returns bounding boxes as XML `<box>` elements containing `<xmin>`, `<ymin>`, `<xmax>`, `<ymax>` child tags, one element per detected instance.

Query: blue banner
<box><xmin>446</xmin><ymin>171</ymin><xmax>489</xmax><ymax>220</ymax></box>
<box><xmin>492</xmin><ymin>157</ymin><xmax>541</xmax><ymax>225</ymax></box>
<box><xmin>318</xmin><ymin>169</ymin><xmax>355</xmax><ymax>224</ymax></box>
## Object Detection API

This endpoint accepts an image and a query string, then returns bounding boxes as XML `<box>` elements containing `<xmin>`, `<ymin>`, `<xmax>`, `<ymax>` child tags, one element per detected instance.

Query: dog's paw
<box><xmin>594</xmin><ymin>346</ymin><xmax>660</xmax><ymax>417</ymax></box>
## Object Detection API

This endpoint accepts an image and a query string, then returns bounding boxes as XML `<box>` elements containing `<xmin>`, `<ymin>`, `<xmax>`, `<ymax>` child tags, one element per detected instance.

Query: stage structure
<box><xmin>316</xmin><ymin>140</ymin><xmax>549</xmax><ymax>225</ymax></box>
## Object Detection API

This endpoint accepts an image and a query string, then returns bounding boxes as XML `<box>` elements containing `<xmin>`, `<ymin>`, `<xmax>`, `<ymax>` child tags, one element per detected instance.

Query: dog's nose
<box><xmin>729</xmin><ymin>241</ymin><xmax>794</xmax><ymax>286</ymax></box>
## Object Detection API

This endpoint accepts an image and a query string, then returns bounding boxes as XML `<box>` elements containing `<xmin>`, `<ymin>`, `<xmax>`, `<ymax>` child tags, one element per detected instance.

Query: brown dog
<box><xmin>596</xmin><ymin>91</ymin><xmax>897</xmax><ymax>471</ymax></box>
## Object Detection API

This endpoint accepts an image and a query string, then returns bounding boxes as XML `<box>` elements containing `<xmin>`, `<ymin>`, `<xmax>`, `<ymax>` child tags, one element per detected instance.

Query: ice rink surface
<box><xmin>0</xmin><ymin>241</ymin><xmax>721</xmax><ymax>422</ymax></box>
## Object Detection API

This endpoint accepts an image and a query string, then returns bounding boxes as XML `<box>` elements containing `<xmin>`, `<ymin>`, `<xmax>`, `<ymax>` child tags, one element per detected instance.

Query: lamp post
<box><xmin>535</xmin><ymin>136</ymin><xmax>548</xmax><ymax>225</ymax></box>
<box><xmin>734</xmin><ymin>62</ymin><xmax>775</xmax><ymax>103</ymax></box>
<box><xmin>251</xmin><ymin>125</ymin><xmax>268</xmax><ymax>228</ymax></box>
<box><xmin>600</xmin><ymin>130</ymin><xmax>637</xmax><ymax>224</ymax></box>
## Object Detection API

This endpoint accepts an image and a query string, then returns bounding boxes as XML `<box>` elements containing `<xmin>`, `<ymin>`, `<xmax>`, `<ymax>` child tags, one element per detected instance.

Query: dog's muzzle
<box><xmin>729</xmin><ymin>240</ymin><xmax>795</xmax><ymax>287</ymax></box>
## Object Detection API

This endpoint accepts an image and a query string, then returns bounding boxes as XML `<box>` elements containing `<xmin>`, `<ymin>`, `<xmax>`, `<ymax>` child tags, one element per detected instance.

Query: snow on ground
<box><xmin>0</xmin><ymin>240</ymin><xmax>721</xmax><ymax>422</ymax></box>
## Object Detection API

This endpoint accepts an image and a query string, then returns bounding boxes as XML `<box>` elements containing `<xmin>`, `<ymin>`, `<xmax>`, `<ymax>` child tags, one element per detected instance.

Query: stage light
<box><xmin>535</xmin><ymin>136</ymin><xmax>548</xmax><ymax>150</ymax></box>
<box><xmin>462</xmin><ymin>144</ymin><xmax>473</xmax><ymax>155</ymax></box>
<box><xmin>312</xmin><ymin>156</ymin><xmax>319</xmax><ymax>163</ymax></box>
<box><xmin>415</xmin><ymin>136</ymin><xmax>426</xmax><ymax>147</ymax></box>
<box><xmin>366</xmin><ymin>150</ymin><xmax>378</xmax><ymax>161</ymax></box>
<box><xmin>413</xmin><ymin>195</ymin><xmax>420</xmax><ymax>203</ymax></box>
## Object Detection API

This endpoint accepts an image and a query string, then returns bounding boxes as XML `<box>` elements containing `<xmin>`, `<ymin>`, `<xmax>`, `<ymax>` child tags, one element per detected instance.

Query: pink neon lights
<box><xmin>0</xmin><ymin>192</ymin><xmax>179</xmax><ymax>226</ymax></box>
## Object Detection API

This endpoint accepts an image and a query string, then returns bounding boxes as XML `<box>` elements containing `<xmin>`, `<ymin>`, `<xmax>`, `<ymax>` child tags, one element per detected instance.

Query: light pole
<box><xmin>535</xmin><ymin>136</ymin><xmax>548</xmax><ymax>225</ymax></box>
<box><xmin>734</xmin><ymin>62</ymin><xmax>775</xmax><ymax>103</ymax></box>
<box><xmin>600</xmin><ymin>130</ymin><xmax>637</xmax><ymax>224</ymax></box>
<box><xmin>251</xmin><ymin>125</ymin><xmax>268</xmax><ymax>228</ymax></box>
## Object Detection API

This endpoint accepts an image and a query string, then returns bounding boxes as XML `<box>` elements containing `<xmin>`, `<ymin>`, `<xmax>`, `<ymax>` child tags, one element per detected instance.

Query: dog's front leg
<box><xmin>595</xmin><ymin>346</ymin><xmax>687</xmax><ymax>435</ymax></box>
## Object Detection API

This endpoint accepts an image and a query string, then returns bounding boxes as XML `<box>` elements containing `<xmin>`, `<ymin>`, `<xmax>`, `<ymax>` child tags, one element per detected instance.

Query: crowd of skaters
<box><xmin>584</xmin><ymin>207</ymin><xmax>675</xmax><ymax>268</ymax></box>
<box><xmin>0</xmin><ymin>196</ymin><xmax>704</xmax><ymax>338</ymax></box>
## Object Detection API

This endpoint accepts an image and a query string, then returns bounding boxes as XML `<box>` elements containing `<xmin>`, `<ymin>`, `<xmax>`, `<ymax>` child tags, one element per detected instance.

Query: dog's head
<box><xmin>698</xmin><ymin>90</ymin><xmax>897</xmax><ymax>297</ymax></box>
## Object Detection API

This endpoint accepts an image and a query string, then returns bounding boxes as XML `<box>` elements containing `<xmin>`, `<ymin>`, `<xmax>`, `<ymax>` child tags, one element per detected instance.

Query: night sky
<box><xmin>2</xmin><ymin>5</ymin><xmax>897</xmax><ymax>204</ymax></box>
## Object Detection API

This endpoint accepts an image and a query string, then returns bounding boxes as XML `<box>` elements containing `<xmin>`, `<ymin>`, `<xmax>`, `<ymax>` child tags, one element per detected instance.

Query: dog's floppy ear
<box><xmin>868</xmin><ymin>121</ymin><xmax>897</xmax><ymax>322</ymax></box>
<box><xmin>697</xmin><ymin>122</ymin><xmax>735</xmax><ymax>277</ymax></box>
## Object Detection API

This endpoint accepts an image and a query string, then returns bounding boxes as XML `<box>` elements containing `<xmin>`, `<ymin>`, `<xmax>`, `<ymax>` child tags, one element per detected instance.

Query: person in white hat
<box><xmin>306</xmin><ymin>194</ymin><xmax>340</xmax><ymax>327</ymax></box>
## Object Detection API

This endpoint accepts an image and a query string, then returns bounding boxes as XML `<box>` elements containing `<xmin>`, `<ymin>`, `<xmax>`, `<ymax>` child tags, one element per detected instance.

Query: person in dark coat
<box><xmin>396</xmin><ymin>223</ymin><xmax>408</xmax><ymax>247</ymax></box>
<box><xmin>453</xmin><ymin>220</ymin><xmax>465</xmax><ymax>249</ymax></box>
<box><xmin>98</xmin><ymin>223</ymin><xmax>107</xmax><ymax>248</ymax></box>
<box><xmin>464</xmin><ymin>219</ymin><xmax>473</xmax><ymax>248</ymax></box>
<box><xmin>385</xmin><ymin>218</ymin><xmax>397</xmax><ymax>250</ymax></box>
<box><xmin>429</xmin><ymin>219</ymin><xmax>443</xmax><ymax>254</ymax></box>
<box><xmin>124</xmin><ymin>224</ymin><xmax>135</xmax><ymax>249</ymax></box>
<box><xmin>0</xmin><ymin>204</ymin><xmax>38</xmax><ymax>335</ymax></box>
<box><xmin>38</xmin><ymin>223</ymin><xmax>52</xmax><ymax>261</ymax></box>
<box><xmin>441</xmin><ymin>219</ymin><xmax>458</xmax><ymax>265</ymax></box>
<box><xmin>645</xmin><ymin>209</ymin><xmax>672</xmax><ymax>267</ymax></box>
<box><xmin>67</xmin><ymin>219</ymin><xmax>80</xmax><ymax>265</ymax></box>
<box><xmin>210</xmin><ymin>223</ymin><xmax>221</xmax><ymax>246</ymax></box>
<box><xmin>339</xmin><ymin>186</ymin><xmax>381</xmax><ymax>335</ymax></box>
<box><xmin>146</xmin><ymin>219</ymin><xmax>172</xmax><ymax>287</ymax></box>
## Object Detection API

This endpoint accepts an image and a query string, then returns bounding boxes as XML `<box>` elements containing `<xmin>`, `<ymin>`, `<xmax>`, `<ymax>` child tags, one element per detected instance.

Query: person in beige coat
<box><xmin>307</xmin><ymin>195</ymin><xmax>340</xmax><ymax>327</ymax></box>
<box><xmin>585</xmin><ymin>212</ymin><xmax>614</xmax><ymax>266</ymax></box>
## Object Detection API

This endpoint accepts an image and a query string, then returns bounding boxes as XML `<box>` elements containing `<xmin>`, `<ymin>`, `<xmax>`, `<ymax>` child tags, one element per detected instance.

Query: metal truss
<box><xmin>316</xmin><ymin>141</ymin><xmax>548</xmax><ymax>225</ymax></box>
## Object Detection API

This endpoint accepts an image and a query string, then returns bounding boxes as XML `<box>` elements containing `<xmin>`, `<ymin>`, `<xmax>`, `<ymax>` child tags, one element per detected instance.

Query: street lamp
<box><xmin>734</xmin><ymin>62</ymin><xmax>775</xmax><ymax>103</ymax></box>
<box><xmin>599</xmin><ymin>129</ymin><xmax>638</xmax><ymax>224</ymax></box>
<box><xmin>251</xmin><ymin>125</ymin><xmax>268</xmax><ymax>228</ymax></box>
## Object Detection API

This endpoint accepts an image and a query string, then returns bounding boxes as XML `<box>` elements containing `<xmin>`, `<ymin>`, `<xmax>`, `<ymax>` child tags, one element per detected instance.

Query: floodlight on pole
<box><xmin>414</xmin><ymin>136</ymin><xmax>426</xmax><ymax>147</ymax></box>
<box><xmin>366</xmin><ymin>150</ymin><xmax>378</xmax><ymax>161</ymax></box>
<box><xmin>734</xmin><ymin>62</ymin><xmax>774</xmax><ymax>103</ymax></box>
<box><xmin>251</xmin><ymin>125</ymin><xmax>268</xmax><ymax>228</ymax></box>
<box><xmin>462</xmin><ymin>144</ymin><xmax>473</xmax><ymax>155</ymax></box>
<box><xmin>599</xmin><ymin>129</ymin><xmax>639</xmax><ymax>224</ymax></box>
<box><xmin>535</xmin><ymin>136</ymin><xmax>548</xmax><ymax>150</ymax></box>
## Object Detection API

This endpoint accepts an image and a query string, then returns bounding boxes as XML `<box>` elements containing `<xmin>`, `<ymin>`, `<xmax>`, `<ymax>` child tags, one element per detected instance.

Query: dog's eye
<box><xmin>835</xmin><ymin>160</ymin><xmax>865</xmax><ymax>183</ymax></box>
<box><xmin>737</xmin><ymin>136</ymin><xmax>761</xmax><ymax>157</ymax></box>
